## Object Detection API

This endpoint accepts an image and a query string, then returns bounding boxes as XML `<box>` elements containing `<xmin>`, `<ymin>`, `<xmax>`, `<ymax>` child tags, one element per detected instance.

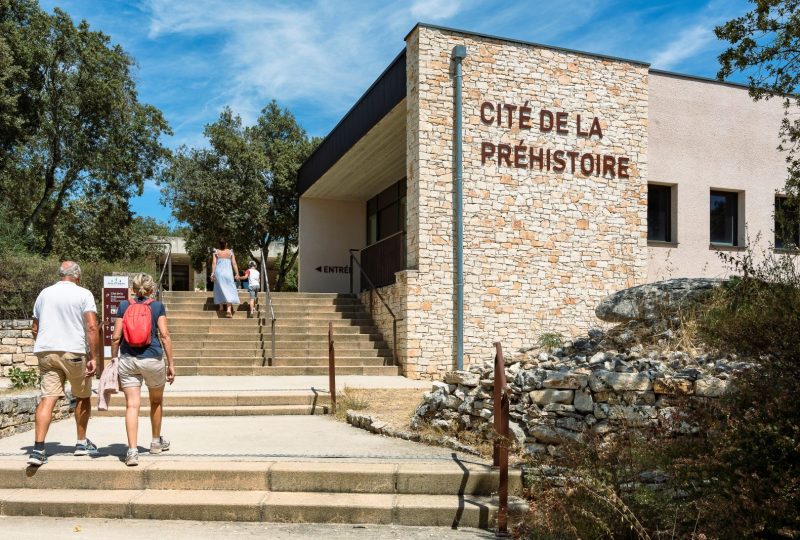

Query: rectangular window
<box><xmin>647</xmin><ymin>184</ymin><xmax>672</xmax><ymax>242</ymax></box>
<box><xmin>366</xmin><ymin>178</ymin><xmax>406</xmax><ymax>245</ymax></box>
<box><xmin>775</xmin><ymin>196</ymin><xmax>800</xmax><ymax>249</ymax></box>
<box><xmin>710</xmin><ymin>190</ymin><xmax>738</xmax><ymax>246</ymax></box>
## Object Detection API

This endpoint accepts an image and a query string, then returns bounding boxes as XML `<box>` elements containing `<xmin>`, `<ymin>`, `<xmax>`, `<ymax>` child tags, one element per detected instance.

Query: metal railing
<box><xmin>259</xmin><ymin>247</ymin><xmax>277</xmax><ymax>365</ymax></box>
<box><xmin>357</xmin><ymin>231</ymin><xmax>405</xmax><ymax>290</ymax></box>
<box><xmin>349</xmin><ymin>249</ymin><xmax>398</xmax><ymax>365</ymax></box>
<box><xmin>328</xmin><ymin>322</ymin><xmax>337</xmax><ymax>414</ymax></box>
<box><xmin>492</xmin><ymin>341</ymin><xmax>510</xmax><ymax>537</ymax></box>
<box><xmin>146</xmin><ymin>241</ymin><xmax>172</xmax><ymax>301</ymax></box>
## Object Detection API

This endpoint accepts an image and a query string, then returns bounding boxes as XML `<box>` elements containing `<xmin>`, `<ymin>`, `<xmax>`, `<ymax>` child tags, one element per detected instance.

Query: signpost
<box><xmin>101</xmin><ymin>275</ymin><xmax>129</xmax><ymax>372</ymax></box>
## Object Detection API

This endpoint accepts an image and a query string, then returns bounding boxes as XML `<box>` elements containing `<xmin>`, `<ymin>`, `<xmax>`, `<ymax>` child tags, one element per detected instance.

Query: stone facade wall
<box><xmin>359</xmin><ymin>274</ymin><xmax>410</xmax><ymax>376</ymax></box>
<box><xmin>0</xmin><ymin>320</ymin><xmax>37</xmax><ymax>379</ymax></box>
<box><xmin>404</xmin><ymin>26</ymin><xmax>649</xmax><ymax>378</ymax></box>
<box><xmin>0</xmin><ymin>392</ymin><xmax>73</xmax><ymax>439</ymax></box>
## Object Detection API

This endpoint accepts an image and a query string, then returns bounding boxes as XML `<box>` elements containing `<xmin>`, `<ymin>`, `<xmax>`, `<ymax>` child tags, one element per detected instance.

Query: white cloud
<box><xmin>651</xmin><ymin>24</ymin><xmax>715</xmax><ymax>70</ymax></box>
<box><xmin>410</xmin><ymin>0</ymin><xmax>462</xmax><ymax>21</ymax></box>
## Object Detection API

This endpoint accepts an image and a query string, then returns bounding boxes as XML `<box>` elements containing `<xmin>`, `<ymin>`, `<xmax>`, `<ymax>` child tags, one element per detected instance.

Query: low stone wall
<box><xmin>0</xmin><ymin>392</ymin><xmax>74</xmax><ymax>439</ymax></box>
<box><xmin>412</xmin><ymin>325</ymin><xmax>743</xmax><ymax>456</ymax></box>
<box><xmin>0</xmin><ymin>320</ymin><xmax>37</xmax><ymax>379</ymax></box>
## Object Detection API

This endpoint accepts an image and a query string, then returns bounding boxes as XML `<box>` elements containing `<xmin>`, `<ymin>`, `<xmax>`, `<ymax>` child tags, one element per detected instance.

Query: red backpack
<box><xmin>122</xmin><ymin>298</ymin><xmax>154</xmax><ymax>347</ymax></box>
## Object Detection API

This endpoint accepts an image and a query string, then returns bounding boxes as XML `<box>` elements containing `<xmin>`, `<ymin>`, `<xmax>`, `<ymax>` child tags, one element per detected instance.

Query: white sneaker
<box><xmin>125</xmin><ymin>449</ymin><xmax>138</xmax><ymax>467</ymax></box>
<box><xmin>150</xmin><ymin>436</ymin><xmax>170</xmax><ymax>454</ymax></box>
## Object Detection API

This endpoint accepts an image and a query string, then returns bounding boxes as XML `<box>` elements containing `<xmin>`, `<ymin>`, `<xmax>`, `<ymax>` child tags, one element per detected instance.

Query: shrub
<box><xmin>8</xmin><ymin>366</ymin><xmax>40</xmax><ymax>389</ymax></box>
<box><xmin>538</xmin><ymin>332</ymin><xmax>563</xmax><ymax>352</ymax></box>
<box><xmin>0</xmin><ymin>252</ymin><xmax>154</xmax><ymax>319</ymax></box>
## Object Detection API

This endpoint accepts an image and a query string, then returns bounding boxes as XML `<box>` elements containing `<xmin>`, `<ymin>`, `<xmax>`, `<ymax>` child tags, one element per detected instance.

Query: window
<box><xmin>647</xmin><ymin>184</ymin><xmax>672</xmax><ymax>242</ymax></box>
<box><xmin>710</xmin><ymin>190</ymin><xmax>738</xmax><ymax>246</ymax></box>
<box><xmin>775</xmin><ymin>196</ymin><xmax>800</xmax><ymax>249</ymax></box>
<box><xmin>366</xmin><ymin>178</ymin><xmax>406</xmax><ymax>245</ymax></box>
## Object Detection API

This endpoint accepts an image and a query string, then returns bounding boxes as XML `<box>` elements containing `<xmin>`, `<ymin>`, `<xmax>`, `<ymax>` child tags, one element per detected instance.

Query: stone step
<box><xmin>169</xmin><ymin>331</ymin><xmax>384</xmax><ymax>341</ymax></box>
<box><xmin>166</xmin><ymin>311</ymin><xmax>369</xmax><ymax>320</ymax></box>
<box><xmin>171</xmin><ymin>347</ymin><xmax>391</xmax><ymax>357</ymax></box>
<box><xmin>90</xmin><ymin>393</ymin><xmax>330</xmax><ymax>408</ymax></box>
<box><xmin>0</xmin><ymin>488</ymin><xmax>524</xmax><ymax>527</ymax></box>
<box><xmin>172</xmin><ymin>357</ymin><xmax>389</xmax><ymax>367</ymax></box>
<box><xmin>163</xmin><ymin>292</ymin><xmax>350</xmax><ymax>298</ymax></box>
<box><xmin>167</xmin><ymin>324</ymin><xmax>378</xmax><ymax>334</ymax></box>
<box><xmin>95</xmin><ymin>404</ymin><xmax>330</xmax><ymax>417</ymax></box>
<box><xmin>171</xmin><ymin>340</ymin><xmax>387</xmax><ymax>351</ymax></box>
<box><xmin>0</xmin><ymin>460</ymin><xmax>522</xmax><ymax>495</ymax></box>
<box><xmin>175</xmin><ymin>366</ymin><xmax>399</xmax><ymax>376</ymax></box>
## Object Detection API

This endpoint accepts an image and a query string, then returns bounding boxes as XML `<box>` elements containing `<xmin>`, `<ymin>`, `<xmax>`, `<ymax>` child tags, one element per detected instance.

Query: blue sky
<box><xmin>38</xmin><ymin>0</ymin><xmax>753</xmax><ymax>225</ymax></box>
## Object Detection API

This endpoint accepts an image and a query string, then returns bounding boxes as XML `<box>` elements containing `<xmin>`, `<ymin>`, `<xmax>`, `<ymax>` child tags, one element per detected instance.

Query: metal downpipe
<box><xmin>452</xmin><ymin>44</ymin><xmax>467</xmax><ymax>371</ymax></box>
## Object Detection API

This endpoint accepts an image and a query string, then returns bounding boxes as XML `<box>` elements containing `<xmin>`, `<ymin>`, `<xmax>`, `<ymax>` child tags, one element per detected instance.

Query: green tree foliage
<box><xmin>0</xmin><ymin>0</ymin><xmax>171</xmax><ymax>257</ymax></box>
<box><xmin>163</xmin><ymin>101</ymin><xmax>317</xmax><ymax>289</ymax></box>
<box><xmin>716</xmin><ymin>0</ymin><xmax>800</xmax><ymax>198</ymax></box>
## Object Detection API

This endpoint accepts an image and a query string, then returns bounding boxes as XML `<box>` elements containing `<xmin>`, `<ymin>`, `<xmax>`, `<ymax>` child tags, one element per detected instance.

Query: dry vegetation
<box><xmin>333</xmin><ymin>387</ymin><xmax>427</xmax><ymax>429</ymax></box>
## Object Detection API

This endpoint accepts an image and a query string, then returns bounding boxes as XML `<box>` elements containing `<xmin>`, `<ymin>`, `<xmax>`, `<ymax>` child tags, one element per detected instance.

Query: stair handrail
<box><xmin>260</xmin><ymin>247</ymin><xmax>277</xmax><ymax>364</ymax></box>
<box><xmin>348</xmin><ymin>249</ymin><xmax>398</xmax><ymax>365</ymax></box>
<box><xmin>145</xmin><ymin>240</ymin><xmax>172</xmax><ymax>301</ymax></box>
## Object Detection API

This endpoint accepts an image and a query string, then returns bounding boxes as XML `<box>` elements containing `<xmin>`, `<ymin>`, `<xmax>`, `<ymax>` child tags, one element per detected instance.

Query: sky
<box><xmin>37</xmin><ymin>0</ymin><xmax>754</xmax><ymax>225</ymax></box>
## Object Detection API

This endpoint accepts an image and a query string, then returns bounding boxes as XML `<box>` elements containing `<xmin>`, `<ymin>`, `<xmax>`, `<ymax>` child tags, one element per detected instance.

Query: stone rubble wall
<box><xmin>404</xmin><ymin>26</ymin><xmax>649</xmax><ymax>379</ymax></box>
<box><xmin>0</xmin><ymin>320</ymin><xmax>37</xmax><ymax>379</ymax></box>
<box><xmin>0</xmin><ymin>392</ymin><xmax>74</xmax><ymax>439</ymax></box>
<box><xmin>412</xmin><ymin>328</ymin><xmax>740</xmax><ymax>456</ymax></box>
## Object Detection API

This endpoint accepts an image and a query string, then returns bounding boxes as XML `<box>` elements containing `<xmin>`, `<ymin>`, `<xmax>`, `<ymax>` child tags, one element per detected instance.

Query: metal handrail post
<box><xmin>493</xmin><ymin>341</ymin><xmax>509</xmax><ymax>537</ymax></box>
<box><xmin>260</xmin><ymin>248</ymin><xmax>277</xmax><ymax>364</ymax></box>
<box><xmin>328</xmin><ymin>322</ymin><xmax>336</xmax><ymax>414</ymax></box>
<box><xmin>349</xmin><ymin>252</ymin><xmax>354</xmax><ymax>295</ymax></box>
<box><xmin>348</xmin><ymin>249</ymin><xmax>399</xmax><ymax>367</ymax></box>
<box><xmin>145</xmin><ymin>241</ymin><xmax>172</xmax><ymax>301</ymax></box>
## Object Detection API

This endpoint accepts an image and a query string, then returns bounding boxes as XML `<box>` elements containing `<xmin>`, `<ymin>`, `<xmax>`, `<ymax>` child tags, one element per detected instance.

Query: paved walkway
<box><xmin>0</xmin><ymin>415</ymin><xmax>480</xmax><ymax>463</ymax></box>
<box><xmin>0</xmin><ymin>516</ymin><xmax>495</xmax><ymax>539</ymax></box>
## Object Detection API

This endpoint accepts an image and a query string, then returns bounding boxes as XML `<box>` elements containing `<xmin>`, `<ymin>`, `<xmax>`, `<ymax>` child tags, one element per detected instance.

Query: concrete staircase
<box><xmin>163</xmin><ymin>291</ymin><xmax>398</xmax><ymax>377</ymax></box>
<box><xmin>0</xmin><ymin>459</ymin><xmax>526</xmax><ymax>527</ymax></box>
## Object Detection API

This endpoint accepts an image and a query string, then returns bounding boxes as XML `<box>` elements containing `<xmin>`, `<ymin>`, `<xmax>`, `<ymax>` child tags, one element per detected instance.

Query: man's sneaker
<box><xmin>125</xmin><ymin>449</ymin><xmax>138</xmax><ymax>467</ymax></box>
<box><xmin>74</xmin><ymin>439</ymin><xmax>99</xmax><ymax>456</ymax></box>
<box><xmin>27</xmin><ymin>449</ymin><xmax>47</xmax><ymax>466</ymax></box>
<box><xmin>150</xmin><ymin>436</ymin><xmax>170</xmax><ymax>454</ymax></box>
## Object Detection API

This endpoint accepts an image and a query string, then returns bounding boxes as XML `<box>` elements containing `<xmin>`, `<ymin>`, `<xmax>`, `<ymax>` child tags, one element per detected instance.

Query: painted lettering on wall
<box><xmin>316</xmin><ymin>265</ymin><xmax>350</xmax><ymax>274</ymax></box>
<box><xmin>478</xmin><ymin>101</ymin><xmax>630</xmax><ymax>179</ymax></box>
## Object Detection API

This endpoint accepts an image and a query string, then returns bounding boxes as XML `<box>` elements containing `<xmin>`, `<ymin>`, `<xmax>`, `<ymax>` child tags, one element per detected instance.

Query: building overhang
<box><xmin>298</xmin><ymin>50</ymin><xmax>406</xmax><ymax>198</ymax></box>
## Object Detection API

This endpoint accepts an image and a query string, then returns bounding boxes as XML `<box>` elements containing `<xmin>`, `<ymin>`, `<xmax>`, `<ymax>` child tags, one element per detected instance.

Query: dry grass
<box><xmin>333</xmin><ymin>387</ymin><xmax>427</xmax><ymax>429</ymax></box>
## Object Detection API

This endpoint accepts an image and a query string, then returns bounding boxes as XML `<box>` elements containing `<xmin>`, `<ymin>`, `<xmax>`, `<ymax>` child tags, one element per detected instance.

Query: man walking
<box><xmin>27</xmin><ymin>261</ymin><xmax>100</xmax><ymax>466</ymax></box>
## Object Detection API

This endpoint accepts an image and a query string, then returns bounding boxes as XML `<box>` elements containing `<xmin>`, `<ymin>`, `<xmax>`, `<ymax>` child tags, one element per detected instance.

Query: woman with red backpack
<box><xmin>110</xmin><ymin>273</ymin><xmax>175</xmax><ymax>466</ymax></box>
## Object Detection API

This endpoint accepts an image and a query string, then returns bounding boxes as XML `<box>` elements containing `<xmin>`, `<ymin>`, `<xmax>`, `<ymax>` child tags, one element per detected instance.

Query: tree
<box><xmin>163</xmin><ymin>101</ymin><xmax>317</xmax><ymax>289</ymax></box>
<box><xmin>716</xmin><ymin>0</ymin><xmax>800</xmax><ymax>196</ymax></box>
<box><xmin>0</xmin><ymin>1</ymin><xmax>171</xmax><ymax>256</ymax></box>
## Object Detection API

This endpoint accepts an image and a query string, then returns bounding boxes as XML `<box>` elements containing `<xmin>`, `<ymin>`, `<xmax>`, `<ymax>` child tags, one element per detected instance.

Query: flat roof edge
<box><xmin>406</xmin><ymin>22</ymin><xmax>651</xmax><ymax>67</ymax></box>
<box><xmin>648</xmin><ymin>68</ymin><xmax>752</xmax><ymax>90</ymax></box>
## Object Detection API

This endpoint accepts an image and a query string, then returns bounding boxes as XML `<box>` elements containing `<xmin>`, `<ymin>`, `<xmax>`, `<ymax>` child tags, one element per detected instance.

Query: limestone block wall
<box><xmin>359</xmin><ymin>272</ymin><xmax>410</xmax><ymax>377</ymax></box>
<box><xmin>405</xmin><ymin>26</ymin><xmax>649</xmax><ymax>378</ymax></box>
<box><xmin>1</xmin><ymin>392</ymin><xmax>73</xmax><ymax>439</ymax></box>
<box><xmin>0</xmin><ymin>320</ymin><xmax>37</xmax><ymax>378</ymax></box>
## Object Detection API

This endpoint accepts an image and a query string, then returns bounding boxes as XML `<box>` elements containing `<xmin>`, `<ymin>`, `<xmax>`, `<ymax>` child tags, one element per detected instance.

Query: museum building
<box><xmin>297</xmin><ymin>24</ymin><xmax>792</xmax><ymax>379</ymax></box>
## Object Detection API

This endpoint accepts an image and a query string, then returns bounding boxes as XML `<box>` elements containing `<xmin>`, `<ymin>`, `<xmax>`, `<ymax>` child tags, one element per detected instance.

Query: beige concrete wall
<box><xmin>647</xmin><ymin>73</ymin><xmax>787</xmax><ymax>280</ymax></box>
<box><xmin>405</xmin><ymin>26</ymin><xmax>649</xmax><ymax>378</ymax></box>
<box><xmin>298</xmin><ymin>197</ymin><xmax>364</xmax><ymax>293</ymax></box>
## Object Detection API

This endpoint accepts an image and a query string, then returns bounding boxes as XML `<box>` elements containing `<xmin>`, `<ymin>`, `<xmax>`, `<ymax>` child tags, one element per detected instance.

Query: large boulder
<box><xmin>595</xmin><ymin>278</ymin><xmax>724</xmax><ymax>323</ymax></box>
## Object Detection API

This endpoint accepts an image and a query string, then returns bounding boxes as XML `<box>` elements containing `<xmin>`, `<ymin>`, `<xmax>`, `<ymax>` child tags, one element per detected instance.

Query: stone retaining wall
<box><xmin>0</xmin><ymin>392</ymin><xmax>74</xmax><ymax>439</ymax></box>
<box><xmin>0</xmin><ymin>320</ymin><xmax>37</xmax><ymax>379</ymax></box>
<box><xmin>412</xmin><ymin>326</ymin><xmax>742</xmax><ymax>455</ymax></box>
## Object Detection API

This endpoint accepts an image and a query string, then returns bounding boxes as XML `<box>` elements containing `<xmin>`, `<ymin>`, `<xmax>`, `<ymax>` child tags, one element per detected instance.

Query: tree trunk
<box><xmin>41</xmin><ymin>168</ymin><xmax>77</xmax><ymax>256</ymax></box>
<box><xmin>275</xmin><ymin>239</ymin><xmax>291</xmax><ymax>291</ymax></box>
<box><xmin>275</xmin><ymin>241</ymin><xmax>298</xmax><ymax>292</ymax></box>
<box><xmin>23</xmin><ymin>156</ymin><xmax>58</xmax><ymax>233</ymax></box>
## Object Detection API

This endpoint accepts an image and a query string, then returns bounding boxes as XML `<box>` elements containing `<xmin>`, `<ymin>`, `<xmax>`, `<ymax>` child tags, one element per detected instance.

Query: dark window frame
<box><xmin>647</xmin><ymin>184</ymin><xmax>672</xmax><ymax>243</ymax></box>
<box><xmin>710</xmin><ymin>190</ymin><xmax>739</xmax><ymax>246</ymax></box>
<box><xmin>775</xmin><ymin>195</ymin><xmax>800</xmax><ymax>250</ymax></box>
<box><xmin>366</xmin><ymin>178</ymin><xmax>406</xmax><ymax>246</ymax></box>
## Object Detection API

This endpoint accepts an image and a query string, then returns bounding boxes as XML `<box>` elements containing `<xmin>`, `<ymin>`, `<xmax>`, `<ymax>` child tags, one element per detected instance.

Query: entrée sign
<box><xmin>478</xmin><ymin>101</ymin><xmax>631</xmax><ymax>179</ymax></box>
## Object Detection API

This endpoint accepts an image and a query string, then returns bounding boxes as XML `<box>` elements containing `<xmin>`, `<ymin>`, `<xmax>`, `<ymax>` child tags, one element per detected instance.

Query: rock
<box><xmin>597</xmin><ymin>371</ymin><xmax>652</xmax><ymax>392</ymax></box>
<box><xmin>444</xmin><ymin>370</ymin><xmax>480</xmax><ymax>387</ymax></box>
<box><xmin>542</xmin><ymin>372</ymin><xmax>588</xmax><ymax>390</ymax></box>
<box><xmin>529</xmin><ymin>389</ymin><xmax>574</xmax><ymax>406</ymax></box>
<box><xmin>653</xmin><ymin>377</ymin><xmax>693</xmax><ymax>395</ymax></box>
<box><xmin>530</xmin><ymin>425</ymin><xmax>563</xmax><ymax>444</ymax></box>
<box><xmin>509</xmin><ymin>421</ymin><xmax>527</xmax><ymax>446</ymax></box>
<box><xmin>556</xmin><ymin>417</ymin><xmax>584</xmax><ymax>432</ymax></box>
<box><xmin>589</xmin><ymin>352</ymin><xmax>606</xmax><ymax>365</ymax></box>
<box><xmin>694</xmin><ymin>377</ymin><xmax>731</xmax><ymax>397</ymax></box>
<box><xmin>542</xmin><ymin>403</ymin><xmax>575</xmax><ymax>413</ymax></box>
<box><xmin>574</xmin><ymin>389</ymin><xmax>594</xmax><ymax>412</ymax></box>
<box><xmin>525</xmin><ymin>443</ymin><xmax>548</xmax><ymax>454</ymax></box>
<box><xmin>595</xmin><ymin>278</ymin><xmax>723</xmax><ymax>323</ymax></box>
<box><xmin>431</xmin><ymin>381</ymin><xmax>449</xmax><ymax>393</ymax></box>
<box><xmin>431</xmin><ymin>419</ymin><xmax>455</xmax><ymax>431</ymax></box>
